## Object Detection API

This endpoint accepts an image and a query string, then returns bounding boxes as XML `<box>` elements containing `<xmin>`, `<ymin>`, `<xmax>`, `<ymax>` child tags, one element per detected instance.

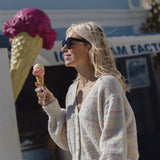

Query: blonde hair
<box><xmin>67</xmin><ymin>22</ymin><xmax>129</xmax><ymax>92</ymax></box>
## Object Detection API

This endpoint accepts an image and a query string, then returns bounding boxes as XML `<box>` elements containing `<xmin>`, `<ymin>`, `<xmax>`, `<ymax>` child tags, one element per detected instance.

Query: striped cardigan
<box><xmin>43</xmin><ymin>75</ymin><xmax>139</xmax><ymax>160</ymax></box>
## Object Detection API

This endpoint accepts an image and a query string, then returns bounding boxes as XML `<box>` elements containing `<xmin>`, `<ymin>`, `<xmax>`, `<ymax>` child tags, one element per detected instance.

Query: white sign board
<box><xmin>35</xmin><ymin>34</ymin><xmax>160</xmax><ymax>66</ymax></box>
<box><xmin>108</xmin><ymin>34</ymin><xmax>160</xmax><ymax>58</ymax></box>
<box><xmin>0</xmin><ymin>48</ymin><xmax>22</xmax><ymax>160</ymax></box>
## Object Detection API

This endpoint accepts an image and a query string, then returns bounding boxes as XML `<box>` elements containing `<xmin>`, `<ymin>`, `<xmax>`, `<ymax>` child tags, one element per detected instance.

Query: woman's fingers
<box><xmin>38</xmin><ymin>95</ymin><xmax>47</xmax><ymax>105</ymax></box>
<box><xmin>34</xmin><ymin>84</ymin><xmax>55</xmax><ymax>106</ymax></box>
<box><xmin>36</xmin><ymin>88</ymin><xmax>50</xmax><ymax>106</ymax></box>
<box><xmin>34</xmin><ymin>82</ymin><xmax>39</xmax><ymax>88</ymax></box>
<box><xmin>35</xmin><ymin>86</ymin><xmax>46</xmax><ymax>94</ymax></box>
<box><xmin>37</xmin><ymin>92</ymin><xmax>46</xmax><ymax>97</ymax></box>
<box><xmin>38</xmin><ymin>93</ymin><xmax>52</xmax><ymax>106</ymax></box>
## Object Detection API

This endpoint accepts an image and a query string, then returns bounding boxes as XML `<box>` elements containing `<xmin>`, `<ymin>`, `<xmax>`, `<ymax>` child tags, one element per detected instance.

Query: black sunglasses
<box><xmin>62</xmin><ymin>37</ymin><xmax>88</xmax><ymax>49</ymax></box>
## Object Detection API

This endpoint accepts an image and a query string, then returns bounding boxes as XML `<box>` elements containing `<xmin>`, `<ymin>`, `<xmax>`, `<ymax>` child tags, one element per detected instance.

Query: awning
<box><xmin>34</xmin><ymin>34</ymin><xmax>160</xmax><ymax>66</ymax></box>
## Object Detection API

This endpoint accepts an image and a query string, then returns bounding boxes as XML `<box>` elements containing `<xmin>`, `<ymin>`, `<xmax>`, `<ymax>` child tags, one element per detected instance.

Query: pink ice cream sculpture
<box><xmin>3</xmin><ymin>8</ymin><xmax>57</xmax><ymax>102</ymax></box>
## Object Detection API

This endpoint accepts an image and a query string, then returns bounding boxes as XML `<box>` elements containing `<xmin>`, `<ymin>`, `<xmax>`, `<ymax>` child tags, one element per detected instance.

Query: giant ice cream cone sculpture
<box><xmin>3</xmin><ymin>8</ymin><xmax>57</xmax><ymax>102</ymax></box>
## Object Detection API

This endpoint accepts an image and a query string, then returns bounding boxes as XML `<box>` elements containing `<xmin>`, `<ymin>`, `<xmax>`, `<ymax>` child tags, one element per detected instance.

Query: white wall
<box><xmin>0</xmin><ymin>9</ymin><xmax>149</xmax><ymax>34</ymax></box>
<box><xmin>0</xmin><ymin>48</ymin><xmax>22</xmax><ymax>160</ymax></box>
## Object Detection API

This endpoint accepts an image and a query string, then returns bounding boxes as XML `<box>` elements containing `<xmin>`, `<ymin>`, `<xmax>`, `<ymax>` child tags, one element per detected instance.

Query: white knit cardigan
<box><xmin>43</xmin><ymin>75</ymin><xmax>139</xmax><ymax>160</ymax></box>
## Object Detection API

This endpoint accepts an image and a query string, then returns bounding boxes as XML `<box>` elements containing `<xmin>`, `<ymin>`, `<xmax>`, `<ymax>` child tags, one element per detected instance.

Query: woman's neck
<box><xmin>78</xmin><ymin>71</ymin><xmax>97</xmax><ymax>87</ymax></box>
<box><xmin>75</xmin><ymin>62</ymin><xmax>97</xmax><ymax>86</ymax></box>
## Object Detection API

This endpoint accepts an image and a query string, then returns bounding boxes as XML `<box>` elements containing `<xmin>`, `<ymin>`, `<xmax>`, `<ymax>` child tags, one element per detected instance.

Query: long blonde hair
<box><xmin>67</xmin><ymin>22</ymin><xmax>129</xmax><ymax>92</ymax></box>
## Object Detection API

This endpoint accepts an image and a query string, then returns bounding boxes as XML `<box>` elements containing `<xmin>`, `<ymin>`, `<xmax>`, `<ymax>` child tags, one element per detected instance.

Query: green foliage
<box><xmin>141</xmin><ymin>0</ymin><xmax>160</xmax><ymax>75</ymax></box>
<box><xmin>141</xmin><ymin>0</ymin><xmax>160</xmax><ymax>33</ymax></box>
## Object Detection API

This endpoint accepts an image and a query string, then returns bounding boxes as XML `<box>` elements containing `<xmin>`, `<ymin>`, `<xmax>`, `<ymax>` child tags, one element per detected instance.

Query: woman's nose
<box><xmin>61</xmin><ymin>45</ymin><xmax>68</xmax><ymax>52</ymax></box>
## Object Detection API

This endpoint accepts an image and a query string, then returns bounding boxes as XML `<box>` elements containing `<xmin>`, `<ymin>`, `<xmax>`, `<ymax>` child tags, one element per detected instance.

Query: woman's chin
<box><xmin>64</xmin><ymin>61</ymin><xmax>72</xmax><ymax>67</ymax></box>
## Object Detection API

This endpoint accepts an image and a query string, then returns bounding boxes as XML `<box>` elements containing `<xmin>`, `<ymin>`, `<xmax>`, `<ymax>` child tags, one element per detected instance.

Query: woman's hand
<box><xmin>35</xmin><ymin>82</ymin><xmax>55</xmax><ymax>106</ymax></box>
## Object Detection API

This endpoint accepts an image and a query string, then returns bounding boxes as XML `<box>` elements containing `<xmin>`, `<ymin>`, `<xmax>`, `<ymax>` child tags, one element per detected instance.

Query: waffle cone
<box><xmin>10</xmin><ymin>32</ymin><xmax>43</xmax><ymax>102</ymax></box>
<box><xmin>36</xmin><ymin>75</ymin><xmax>44</xmax><ymax>86</ymax></box>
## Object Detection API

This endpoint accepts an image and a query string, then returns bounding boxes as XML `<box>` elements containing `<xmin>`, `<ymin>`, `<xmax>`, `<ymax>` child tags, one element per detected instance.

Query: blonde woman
<box><xmin>35</xmin><ymin>22</ymin><xmax>139</xmax><ymax>160</ymax></box>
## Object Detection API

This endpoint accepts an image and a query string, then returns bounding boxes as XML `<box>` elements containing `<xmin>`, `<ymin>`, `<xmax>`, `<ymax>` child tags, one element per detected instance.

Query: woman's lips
<box><xmin>64</xmin><ymin>53</ymin><xmax>71</xmax><ymax>60</ymax></box>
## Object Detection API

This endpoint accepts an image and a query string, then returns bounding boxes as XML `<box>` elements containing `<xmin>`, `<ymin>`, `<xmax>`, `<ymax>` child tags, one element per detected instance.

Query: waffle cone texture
<box><xmin>36</xmin><ymin>76</ymin><xmax>44</xmax><ymax>86</ymax></box>
<box><xmin>10</xmin><ymin>32</ymin><xmax>43</xmax><ymax>101</ymax></box>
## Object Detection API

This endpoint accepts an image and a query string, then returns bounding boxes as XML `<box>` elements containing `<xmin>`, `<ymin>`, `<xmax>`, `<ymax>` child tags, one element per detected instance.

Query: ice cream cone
<box><xmin>32</xmin><ymin>64</ymin><xmax>46</xmax><ymax>105</ymax></box>
<box><xmin>3</xmin><ymin>8</ymin><xmax>57</xmax><ymax>102</ymax></box>
<box><xmin>36</xmin><ymin>75</ymin><xmax>44</xmax><ymax>86</ymax></box>
<box><xmin>32</xmin><ymin>64</ymin><xmax>45</xmax><ymax>86</ymax></box>
<box><xmin>11</xmin><ymin>32</ymin><xmax>43</xmax><ymax>101</ymax></box>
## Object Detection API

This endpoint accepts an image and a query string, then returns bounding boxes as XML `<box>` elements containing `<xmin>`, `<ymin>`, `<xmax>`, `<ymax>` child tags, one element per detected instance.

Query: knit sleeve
<box><xmin>99</xmin><ymin>95</ymin><xmax>127</xmax><ymax>160</ymax></box>
<box><xmin>42</xmin><ymin>99</ymin><xmax>69</xmax><ymax>151</ymax></box>
<box><xmin>98</xmin><ymin>76</ymin><xmax>128</xmax><ymax>160</ymax></box>
<box><xmin>99</xmin><ymin>76</ymin><xmax>139</xmax><ymax>160</ymax></box>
